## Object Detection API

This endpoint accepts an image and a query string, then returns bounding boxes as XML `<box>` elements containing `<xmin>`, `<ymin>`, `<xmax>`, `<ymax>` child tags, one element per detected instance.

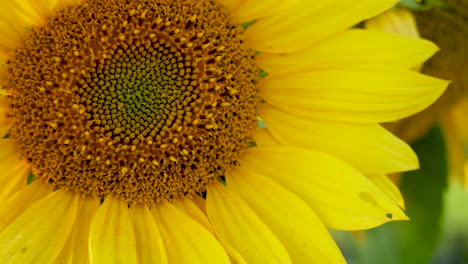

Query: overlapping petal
<box><xmin>260</xmin><ymin>104</ymin><xmax>418</xmax><ymax>175</ymax></box>
<box><xmin>368</xmin><ymin>175</ymin><xmax>405</xmax><ymax>208</ymax></box>
<box><xmin>228</xmin><ymin>166</ymin><xmax>346</xmax><ymax>263</ymax></box>
<box><xmin>365</xmin><ymin>8</ymin><xmax>420</xmax><ymax>37</ymax></box>
<box><xmin>245</xmin><ymin>0</ymin><xmax>397</xmax><ymax>53</ymax></box>
<box><xmin>230</xmin><ymin>0</ymin><xmax>300</xmax><ymax>23</ymax></box>
<box><xmin>252</xmin><ymin>127</ymin><xmax>281</xmax><ymax>147</ymax></box>
<box><xmin>261</xmin><ymin>68</ymin><xmax>448</xmax><ymax>123</ymax></box>
<box><xmin>0</xmin><ymin>139</ymin><xmax>29</xmax><ymax>201</ymax></box>
<box><xmin>54</xmin><ymin>195</ymin><xmax>99</xmax><ymax>264</ymax></box>
<box><xmin>239</xmin><ymin>146</ymin><xmax>408</xmax><ymax>230</ymax></box>
<box><xmin>131</xmin><ymin>204</ymin><xmax>167</xmax><ymax>264</ymax></box>
<box><xmin>207</xmin><ymin>182</ymin><xmax>292</xmax><ymax>263</ymax></box>
<box><xmin>0</xmin><ymin>97</ymin><xmax>12</xmax><ymax>137</ymax></box>
<box><xmin>0</xmin><ymin>189</ymin><xmax>78</xmax><ymax>263</ymax></box>
<box><xmin>256</xmin><ymin>29</ymin><xmax>438</xmax><ymax>73</ymax></box>
<box><xmin>217</xmin><ymin>0</ymin><xmax>244</xmax><ymax>13</ymax></box>
<box><xmin>89</xmin><ymin>195</ymin><xmax>137</xmax><ymax>264</ymax></box>
<box><xmin>171</xmin><ymin>197</ymin><xmax>214</xmax><ymax>233</ymax></box>
<box><xmin>0</xmin><ymin>180</ymin><xmax>53</xmax><ymax>232</ymax></box>
<box><xmin>152</xmin><ymin>201</ymin><xmax>229</xmax><ymax>264</ymax></box>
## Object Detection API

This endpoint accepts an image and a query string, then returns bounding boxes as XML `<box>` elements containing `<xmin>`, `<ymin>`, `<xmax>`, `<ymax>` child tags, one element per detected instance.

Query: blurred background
<box><xmin>334</xmin><ymin>0</ymin><xmax>468</xmax><ymax>263</ymax></box>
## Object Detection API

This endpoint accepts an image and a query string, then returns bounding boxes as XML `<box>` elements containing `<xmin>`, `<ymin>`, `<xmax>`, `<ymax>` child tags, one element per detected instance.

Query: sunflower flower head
<box><xmin>0</xmin><ymin>0</ymin><xmax>448</xmax><ymax>263</ymax></box>
<box><xmin>5</xmin><ymin>0</ymin><xmax>260</xmax><ymax>205</ymax></box>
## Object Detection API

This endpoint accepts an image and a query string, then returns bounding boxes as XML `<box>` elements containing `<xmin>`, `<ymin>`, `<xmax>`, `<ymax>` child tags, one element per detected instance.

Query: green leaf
<box><xmin>359</xmin><ymin>125</ymin><xmax>448</xmax><ymax>264</ymax></box>
<box><xmin>359</xmin><ymin>225</ymin><xmax>400</xmax><ymax>264</ymax></box>
<box><xmin>397</xmin><ymin>125</ymin><xmax>448</xmax><ymax>263</ymax></box>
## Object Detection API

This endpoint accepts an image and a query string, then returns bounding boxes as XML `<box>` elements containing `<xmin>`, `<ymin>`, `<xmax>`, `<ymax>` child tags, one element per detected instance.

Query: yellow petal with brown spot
<box><xmin>368</xmin><ymin>175</ymin><xmax>405</xmax><ymax>209</ymax></box>
<box><xmin>239</xmin><ymin>146</ymin><xmax>408</xmax><ymax>230</ymax></box>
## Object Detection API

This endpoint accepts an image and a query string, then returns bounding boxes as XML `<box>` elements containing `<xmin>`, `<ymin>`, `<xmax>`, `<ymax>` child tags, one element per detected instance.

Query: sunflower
<box><xmin>366</xmin><ymin>5</ymin><xmax>468</xmax><ymax>186</ymax></box>
<box><xmin>0</xmin><ymin>0</ymin><xmax>448</xmax><ymax>263</ymax></box>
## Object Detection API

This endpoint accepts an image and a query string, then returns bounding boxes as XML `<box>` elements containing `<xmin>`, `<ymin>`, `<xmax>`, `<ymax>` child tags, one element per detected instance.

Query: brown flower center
<box><xmin>4</xmin><ymin>0</ymin><xmax>259</xmax><ymax>205</ymax></box>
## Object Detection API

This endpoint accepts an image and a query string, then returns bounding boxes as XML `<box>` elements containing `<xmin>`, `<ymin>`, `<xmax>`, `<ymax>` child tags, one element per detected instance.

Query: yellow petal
<box><xmin>228</xmin><ymin>166</ymin><xmax>345</xmax><ymax>263</ymax></box>
<box><xmin>11</xmin><ymin>0</ymin><xmax>40</xmax><ymax>20</ymax></box>
<box><xmin>0</xmin><ymin>189</ymin><xmax>78</xmax><ymax>263</ymax></box>
<box><xmin>0</xmin><ymin>163</ymin><xmax>28</xmax><ymax>201</ymax></box>
<box><xmin>239</xmin><ymin>146</ymin><xmax>408</xmax><ymax>230</ymax></box>
<box><xmin>0</xmin><ymin>139</ymin><xmax>30</xmax><ymax>201</ymax></box>
<box><xmin>171</xmin><ymin>197</ymin><xmax>213</xmax><ymax>233</ymax></box>
<box><xmin>4</xmin><ymin>0</ymin><xmax>43</xmax><ymax>30</ymax></box>
<box><xmin>43</xmin><ymin>0</ymin><xmax>84</xmax><ymax>13</ymax></box>
<box><xmin>368</xmin><ymin>175</ymin><xmax>405</xmax><ymax>209</ymax></box>
<box><xmin>5</xmin><ymin>0</ymin><xmax>81</xmax><ymax>39</ymax></box>
<box><xmin>152</xmin><ymin>201</ymin><xmax>230</xmax><ymax>264</ymax></box>
<box><xmin>0</xmin><ymin>73</ymin><xmax>7</xmax><ymax>89</ymax></box>
<box><xmin>256</xmin><ymin>29</ymin><xmax>437</xmax><ymax>73</ymax></box>
<box><xmin>260</xmin><ymin>105</ymin><xmax>418</xmax><ymax>175</ymax></box>
<box><xmin>261</xmin><ymin>68</ymin><xmax>448</xmax><ymax>123</ymax></box>
<box><xmin>244</xmin><ymin>0</ymin><xmax>397</xmax><ymax>53</ymax></box>
<box><xmin>2</xmin><ymin>0</ymin><xmax>77</xmax><ymax>34</ymax></box>
<box><xmin>0</xmin><ymin>180</ymin><xmax>53</xmax><ymax>232</ymax></box>
<box><xmin>365</xmin><ymin>8</ymin><xmax>420</xmax><ymax>38</ymax></box>
<box><xmin>224</xmin><ymin>245</ymin><xmax>248</xmax><ymax>264</ymax></box>
<box><xmin>0</xmin><ymin>0</ymin><xmax>71</xmax><ymax>59</ymax></box>
<box><xmin>231</xmin><ymin>0</ymin><xmax>300</xmax><ymax>23</ymax></box>
<box><xmin>54</xmin><ymin>195</ymin><xmax>99</xmax><ymax>264</ymax></box>
<box><xmin>130</xmin><ymin>204</ymin><xmax>168</xmax><ymax>264</ymax></box>
<box><xmin>0</xmin><ymin>46</ymin><xmax>12</xmax><ymax>63</ymax></box>
<box><xmin>364</xmin><ymin>8</ymin><xmax>425</xmax><ymax>71</ymax></box>
<box><xmin>0</xmin><ymin>97</ymin><xmax>12</xmax><ymax>137</ymax></box>
<box><xmin>206</xmin><ymin>181</ymin><xmax>292</xmax><ymax>263</ymax></box>
<box><xmin>13</xmin><ymin>0</ymin><xmax>60</xmax><ymax>24</ymax></box>
<box><xmin>190</xmin><ymin>193</ymin><xmax>208</xmax><ymax>214</ymax></box>
<box><xmin>0</xmin><ymin>6</ymin><xmax>26</xmax><ymax>53</ymax></box>
<box><xmin>217</xmin><ymin>0</ymin><xmax>245</xmax><ymax>14</ymax></box>
<box><xmin>89</xmin><ymin>195</ymin><xmax>137</xmax><ymax>264</ymax></box>
<box><xmin>252</xmin><ymin>127</ymin><xmax>281</xmax><ymax>147</ymax></box>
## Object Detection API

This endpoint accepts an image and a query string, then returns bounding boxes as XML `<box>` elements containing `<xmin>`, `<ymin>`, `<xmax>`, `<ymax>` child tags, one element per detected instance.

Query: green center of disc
<box><xmin>78</xmin><ymin>39</ymin><xmax>196</xmax><ymax>145</ymax></box>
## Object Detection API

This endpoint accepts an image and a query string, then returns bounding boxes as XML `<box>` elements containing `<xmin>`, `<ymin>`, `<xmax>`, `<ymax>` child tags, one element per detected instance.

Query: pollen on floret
<box><xmin>5</xmin><ymin>0</ymin><xmax>260</xmax><ymax>205</ymax></box>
